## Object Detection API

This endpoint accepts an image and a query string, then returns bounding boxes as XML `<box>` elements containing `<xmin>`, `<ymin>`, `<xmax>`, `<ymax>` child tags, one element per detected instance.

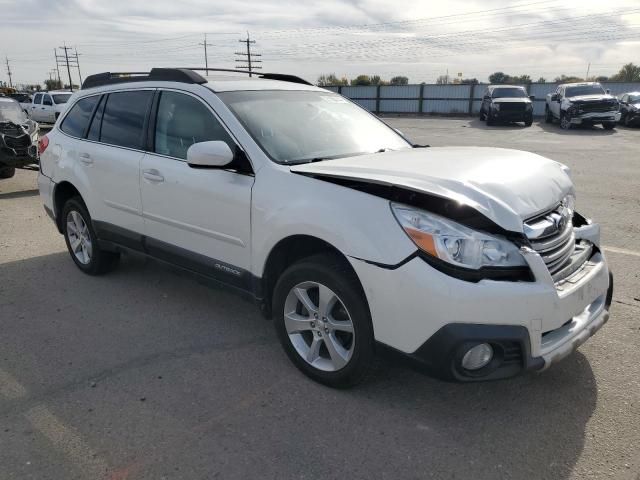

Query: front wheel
<box><xmin>525</xmin><ymin>115</ymin><xmax>533</xmax><ymax>127</ymax></box>
<box><xmin>0</xmin><ymin>166</ymin><xmax>16</xmax><ymax>179</ymax></box>
<box><xmin>62</xmin><ymin>197</ymin><xmax>120</xmax><ymax>275</ymax></box>
<box><xmin>272</xmin><ymin>253</ymin><xmax>375</xmax><ymax>388</ymax></box>
<box><xmin>479</xmin><ymin>109</ymin><xmax>486</xmax><ymax>121</ymax></box>
<box><xmin>602</xmin><ymin>122</ymin><xmax>616</xmax><ymax>130</ymax></box>
<box><xmin>560</xmin><ymin>112</ymin><xmax>572</xmax><ymax>130</ymax></box>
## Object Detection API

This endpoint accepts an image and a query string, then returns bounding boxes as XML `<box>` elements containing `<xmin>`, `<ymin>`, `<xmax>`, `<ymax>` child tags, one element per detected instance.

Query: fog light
<box><xmin>461</xmin><ymin>343</ymin><xmax>493</xmax><ymax>370</ymax></box>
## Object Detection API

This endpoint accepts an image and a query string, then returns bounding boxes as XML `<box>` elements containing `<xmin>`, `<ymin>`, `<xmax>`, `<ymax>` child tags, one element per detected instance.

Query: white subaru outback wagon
<box><xmin>38</xmin><ymin>68</ymin><xmax>613</xmax><ymax>387</ymax></box>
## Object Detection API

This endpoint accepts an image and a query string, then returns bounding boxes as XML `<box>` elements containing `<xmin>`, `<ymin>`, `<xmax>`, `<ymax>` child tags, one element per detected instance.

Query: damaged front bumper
<box><xmin>0</xmin><ymin>121</ymin><xmax>39</xmax><ymax>168</ymax></box>
<box><xmin>570</xmin><ymin>111</ymin><xmax>620</xmax><ymax>124</ymax></box>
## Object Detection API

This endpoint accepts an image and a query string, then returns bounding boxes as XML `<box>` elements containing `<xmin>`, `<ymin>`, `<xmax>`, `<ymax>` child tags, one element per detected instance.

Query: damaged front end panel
<box><xmin>0</xmin><ymin>120</ymin><xmax>39</xmax><ymax>168</ymax></box>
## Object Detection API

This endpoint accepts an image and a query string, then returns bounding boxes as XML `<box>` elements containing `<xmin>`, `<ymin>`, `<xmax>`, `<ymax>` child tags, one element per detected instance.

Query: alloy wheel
<box><xmin>283</xmin><ymin>281</ymin><xmax>355</xmax><ymax>372</ymax></box>
<box><xmin>66</xmin><ymin>210</ymin><xmax>93</xmax><ymax>265</ymax></box>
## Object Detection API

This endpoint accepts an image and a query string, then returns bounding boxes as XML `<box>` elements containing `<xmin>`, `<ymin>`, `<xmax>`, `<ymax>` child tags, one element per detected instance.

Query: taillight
<box><xmin>38</xmin><ymin>135</ymin><xmax>49</xmax><ymax>156</ymax></box>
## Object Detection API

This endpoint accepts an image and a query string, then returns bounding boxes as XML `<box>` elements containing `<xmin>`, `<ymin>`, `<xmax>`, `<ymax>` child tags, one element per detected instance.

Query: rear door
<box><xmin>77</xmin><ymin>89</ymin><xmax>152</xmax><ymax>239</ymax></box>
<box><xmin>140</xmin><ymin>89</ymin><xmax>254</xmax><ymax>285</ymax></box>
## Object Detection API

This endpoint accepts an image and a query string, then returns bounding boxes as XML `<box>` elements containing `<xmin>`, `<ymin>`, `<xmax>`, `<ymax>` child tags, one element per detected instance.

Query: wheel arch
<box><xmin>53</xmin><ymin>181</ymin><xmax>83</xmax><ymax>233</ymax></box>
<box><xmin>259</xmin><ymin>234</ymin><xmax>362</xmax><ymax>318</ymax></box>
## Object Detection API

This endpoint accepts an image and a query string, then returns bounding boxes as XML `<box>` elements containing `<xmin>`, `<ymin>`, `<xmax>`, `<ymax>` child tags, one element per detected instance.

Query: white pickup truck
<box><xmin>545</xmin><ymin>82</ymin><xmax>620</xmax><ymax>130</ymax></box>
<box><xmin>28</xmin><ymin>91</ymin><xmax>73</xmax><ymax>124</ymax></box>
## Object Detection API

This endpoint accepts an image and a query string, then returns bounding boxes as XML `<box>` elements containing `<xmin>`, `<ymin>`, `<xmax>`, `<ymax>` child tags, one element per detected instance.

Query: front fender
<box><xmin>250</xmin><ymin>166</ymin><xmax>416</xmax><ymax>277</ymax></box>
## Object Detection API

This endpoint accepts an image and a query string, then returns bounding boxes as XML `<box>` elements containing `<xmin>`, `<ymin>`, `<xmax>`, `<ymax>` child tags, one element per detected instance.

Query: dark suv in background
<box><xmin>618</xmin><ymin>92</ymin><xmax>640</xmax><ymax>127</ymax></box>
<box><xmin>480</xmin><ymin>85</ymin><xmax>534</xmax><ymax>127</ymax></box>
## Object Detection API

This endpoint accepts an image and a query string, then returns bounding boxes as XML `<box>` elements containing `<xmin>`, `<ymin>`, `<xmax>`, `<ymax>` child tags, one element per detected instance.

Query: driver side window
<box><xmin>43</xmin><ymin>95</ymin><xmax>53</xmax><ymax>106</ymax></box>
<box><xmin>154</xmin><ymin>91</ymin><xmax>234</xmax><ymax>161</ymax></box>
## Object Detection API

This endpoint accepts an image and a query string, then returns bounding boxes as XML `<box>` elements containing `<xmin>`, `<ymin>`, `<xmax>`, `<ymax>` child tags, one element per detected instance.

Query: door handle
<box><xmin>79</xmin><ymin>152</ymin><xmax>93</xmax><ymax>165</ymax></box>
<box><xmin>143</xmin><ymin>169</ymin><xmax>164</xmax><ymax>183</ymax></box>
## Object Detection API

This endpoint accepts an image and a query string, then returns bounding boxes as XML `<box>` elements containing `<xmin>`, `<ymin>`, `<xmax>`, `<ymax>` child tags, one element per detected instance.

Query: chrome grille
<box><xmin>524</xmin><ymin>205</ymin><xmax>576</xmax><ymax>276</ymax></box>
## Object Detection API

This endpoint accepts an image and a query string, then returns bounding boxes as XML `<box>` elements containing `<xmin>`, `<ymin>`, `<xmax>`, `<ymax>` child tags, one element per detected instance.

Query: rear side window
<box><xmin>100</xmin><ymin>91</ymin><xmax>152</xmax><ymax>149</ymax></box>
<box><xmin>87</xmin><ymin>96</ymin><xmax>105</xmax><ymax>141</ymax></box>
<box><xmin>60</xmin><ymin>95</ymin><xmax>100</xmax><ymax>138</ymax></box>
<box><xmin>33</xmin><ymin>93</ymin><xmax>43</xmax><ymax>105</ymax></box>
<box><xmin>154</xmin><ymin>90</ymin><xmax>234</xmax><ymax>160</ymax></box>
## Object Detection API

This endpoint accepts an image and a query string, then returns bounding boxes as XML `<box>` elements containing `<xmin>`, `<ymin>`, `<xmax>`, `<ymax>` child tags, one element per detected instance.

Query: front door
<box><xmin>140</xmin><ymin>89</ymin><xmax>253</xmax><ymax>286</ymax></box>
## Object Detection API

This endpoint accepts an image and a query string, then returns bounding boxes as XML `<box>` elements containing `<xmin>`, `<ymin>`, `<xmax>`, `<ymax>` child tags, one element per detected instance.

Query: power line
<box><xmin>235</xmin><ymin>32</ymin><xmax>262</xmax><ymax>77</ymax></box>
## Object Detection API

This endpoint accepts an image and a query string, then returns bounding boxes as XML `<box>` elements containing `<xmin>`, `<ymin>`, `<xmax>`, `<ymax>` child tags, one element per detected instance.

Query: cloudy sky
<box><xmin>1</xmin><ymin>0</ymin><xmax>639</xmax><ymax>87</ymax></box>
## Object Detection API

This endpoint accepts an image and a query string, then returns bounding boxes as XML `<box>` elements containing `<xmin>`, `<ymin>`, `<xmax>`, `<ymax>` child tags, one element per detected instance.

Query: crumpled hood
<box><xmin>290</xmin><ymin>147</ymin><xmax>574</xmax><ymax>233</ymax></box>
<box><xmin>567</xmin><ymin>94</ymin><xmax>617</xmax><ymax>103</ymax></box>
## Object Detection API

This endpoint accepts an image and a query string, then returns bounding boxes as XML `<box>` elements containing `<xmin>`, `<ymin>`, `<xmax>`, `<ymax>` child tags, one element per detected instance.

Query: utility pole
<box><xmin>199</xmin><ymin>34</ymin><xmax>213</xmax><ymax>74</ymax></box>
<box><xmin>235</xmin><ymin>32</ymin><xmax>261</xmax><ymax>77</ymax></box>
<box><xmin>55</xmin><ymin>44</ymin><xmax>81</xmax><ymax>91</ymax></box>
<box><xmin>53</xmin><ymin>49</ymin><xmax>62</xmax><ymax>85</ymax></box>
<box><xmin>5</xmin><ymin>57</ymin><xmax>12</xmax><ymax>88</ymax></box>
<box><xmin>585</xmin><ymin>62</ymin><xmax>591</xmax><ymax>80</ymax></box>
<box><xmin>59</xmin><ymin>44</ymin><xmax>74</xmax><ymax>92</ymax></box>
<box><xmin>74</xmin><ymin>47</ymin><xmax>83</xmax><ymax>85</ymax></box>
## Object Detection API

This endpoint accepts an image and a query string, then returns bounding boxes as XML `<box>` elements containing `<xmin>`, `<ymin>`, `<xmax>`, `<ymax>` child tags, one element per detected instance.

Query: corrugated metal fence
<box><xmin>323</xmin><ymin>82</ymin><xmax>640</xmax><ymax>117</ymax></box>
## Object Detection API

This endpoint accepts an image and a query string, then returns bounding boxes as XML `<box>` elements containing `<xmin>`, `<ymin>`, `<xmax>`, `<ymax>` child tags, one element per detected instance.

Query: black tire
<box><xmin>545</xmin><ymin>106</ymin><xmax>553</xmax><ymax>124</ymax></box>
<box><xmin>0</xmin><ymin>166</ymin><xmax>16</xmax><ymax>179</ymax></box>
<box><xmin>525</xmin><ymin>115</ymin><xmax>533</xmax><ymax>127</ymax></box>
<box><xmin>560</xmin><ymin>112</ymin><xmax>572</xmax><ymax>130</ymax></box>
<box><xmin>602</xmin><ymin>122</ymin><xmax>616</xmax><ymax>130</ymax></box>
<box><xmin>624</xmin><ymin>115</ymin><xmax>632</xmax><ymax>127</ymax></box>
<box><xmin>61</xmin><ymin>197</ymin><xmax>120</xmax><ymax>275</ymax></box>
<box><xmin>272</xmin><ymin>253</ymin><xmax>376</xmax><ymax>388</ymax></box>
<box><xmin>486</xmin><ymin>113</ymin><xmax>494</xmax><ymax>126</ymax></box>
<box><xmin>479</xmin><ymin>109</ymin><xmax>486</xmax><ymax>121</ymax></box>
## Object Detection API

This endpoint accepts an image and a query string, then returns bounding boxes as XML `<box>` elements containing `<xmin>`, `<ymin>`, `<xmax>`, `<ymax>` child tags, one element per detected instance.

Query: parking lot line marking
<box><xmin>0</xmin><ymin>368</ymin><xmax>27</xmax><ymax>399</ymax></box>
<box><xmin>603</xmin><ymin>246</ymin><xmax>640</xmax><ymax>258</ymax></box>
<box><xmin>25</xmin><ymin>405</ymin><xmax>109</xmax><ymax>479</ymax></box>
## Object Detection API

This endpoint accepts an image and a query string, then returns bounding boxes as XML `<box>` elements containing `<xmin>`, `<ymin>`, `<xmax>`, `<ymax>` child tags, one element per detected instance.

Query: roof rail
<box><xmin>81</xmin><ymin>68</ymin><xmax>313</xmax><ymax>90</ymax></box>
<box><xmin>180</xmin><ymin>68</ymin><xmax>313</xmax><ymax>86</ymax></box>
<box><xmin>81</xmin><ymin>68</ymin><xmax>207</xmax><ymax>90</ymax></box>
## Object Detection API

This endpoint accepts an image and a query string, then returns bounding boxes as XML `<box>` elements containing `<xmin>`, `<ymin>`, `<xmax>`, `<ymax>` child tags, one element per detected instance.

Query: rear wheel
<box><xmin>545</xmin><ymin>106</ymin><xmax>553</xmax><ymax>124</ymax></box>
<box><xmin>272</xmin><ymin>253</ymin><xmax>375</xmax><ymax>388</ymax></box>
<box><xmin>62</xmin><ymin>197</ymin><xmax>120</xmax><ymax>275</ymax></box>
<box><xmin>0</xmin><ymin>166</ymin><xmax>16</xmax><ymax>179</ymax></box>
<box><xmin>602</xmin><ymin>122</ymin><xmax>616</xmax><ymax>130</ymax></box>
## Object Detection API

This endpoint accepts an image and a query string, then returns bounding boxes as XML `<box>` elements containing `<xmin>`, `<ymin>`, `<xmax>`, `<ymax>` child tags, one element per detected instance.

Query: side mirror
<box><xmin>529</xmin><ymin>95</ymin><xmax>535</xmax><ymax>101</ymax></box>
<box><xmin>483</xmin><ymin>95</ymin><xmax>490</xmax><ymax>100</ymax></box>
<box><xmin>186</xmin><ymin>141</ymin><xmax>234</xmax><ymax>168</ymax></box>
<box><xmin>605</xmin><ymin>89</ymin><xmax>611</xmax><ymax>94</ymax></box>
<box><xmin>550</xmin><ymin>94</ymin><xmax>558</xmax><ymax>101</ymax></box>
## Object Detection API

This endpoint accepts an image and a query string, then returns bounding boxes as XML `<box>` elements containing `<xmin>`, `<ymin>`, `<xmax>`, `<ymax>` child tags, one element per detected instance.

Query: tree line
<box><xmin>318</xmin><ymin>63</ymin><xmax>640</xmax><ymax>86</ymax></box>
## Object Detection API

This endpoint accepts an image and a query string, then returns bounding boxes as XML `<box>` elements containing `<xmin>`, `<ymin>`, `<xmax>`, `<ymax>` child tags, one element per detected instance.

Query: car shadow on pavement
<box><xmin>0</xmin><ymin>251</ymin><xmax>597</xmax><ymax>480</ymax></box>
<box><xmin>0</xmin><ymin>189</ymin><xmax>39</xmax><ymax>200</ymax></box>
<box><xmin>538</xmin><ymin>121</ymin><xmax>618</xmax><ymax>136</ymax></box>
<box><xmin>466</xmin><ymin>117</ymin><xmax>532</xmax><ymax>130</ymax></box>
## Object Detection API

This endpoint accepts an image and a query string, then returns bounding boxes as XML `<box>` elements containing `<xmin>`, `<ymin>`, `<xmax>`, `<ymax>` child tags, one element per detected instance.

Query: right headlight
<box><xmin>391</xmin><ymin>203</ymin><xmax>527</xmax><ymax>270</ymax></box>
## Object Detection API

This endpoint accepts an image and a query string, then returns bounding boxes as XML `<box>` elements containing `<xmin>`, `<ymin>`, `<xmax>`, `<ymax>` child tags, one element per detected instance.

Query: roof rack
<box><xmin>81</xmin><ymin>68</ymin><xmax>312</xmax><ymax>89</ymax></box>
<box><xmin>82</xmin><ymin>68</ymin><xmax>207</xmax><ymax>89</ymax></box>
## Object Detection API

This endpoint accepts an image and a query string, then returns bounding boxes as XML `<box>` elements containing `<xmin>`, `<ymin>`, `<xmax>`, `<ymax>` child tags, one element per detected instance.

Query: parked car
<box><xmin>617</xmin><ymin>91</ymin><xmax>640</xmax><ymax>127</ymax></box>
<box><xmin>479</xmin><ymin>85</ymin><xmax>534</xmax><ymax>126</ymax></box>
<box><xmin>28</xmin><ymin>90</ymin><xmax>73</xmax><ymax>123</ymax></box>
<box><xmin>8</xmin><ymin>92</ymin><xmax>33</xmax><ymax>114</ymax></box>
<box><xmin>38</xmin><ymin>68</ymin><xmax>613</xmax><ymax>387</ymax></box>
<box><xmin>0</xmin><ymin>97</ymin><xmax>39</xmax><ymax>179</ymax></box>
<box><xmin>545</xmin><ymin>82</ymin><xmax>620</xmax><ymax>130</ymax></box>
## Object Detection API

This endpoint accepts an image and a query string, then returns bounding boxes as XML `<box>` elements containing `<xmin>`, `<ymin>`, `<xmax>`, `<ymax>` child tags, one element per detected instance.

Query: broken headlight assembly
<box><xmin>391</xmin><ymin>204</ymin><xmax>530</xmax><ymax>281</ymax></box>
